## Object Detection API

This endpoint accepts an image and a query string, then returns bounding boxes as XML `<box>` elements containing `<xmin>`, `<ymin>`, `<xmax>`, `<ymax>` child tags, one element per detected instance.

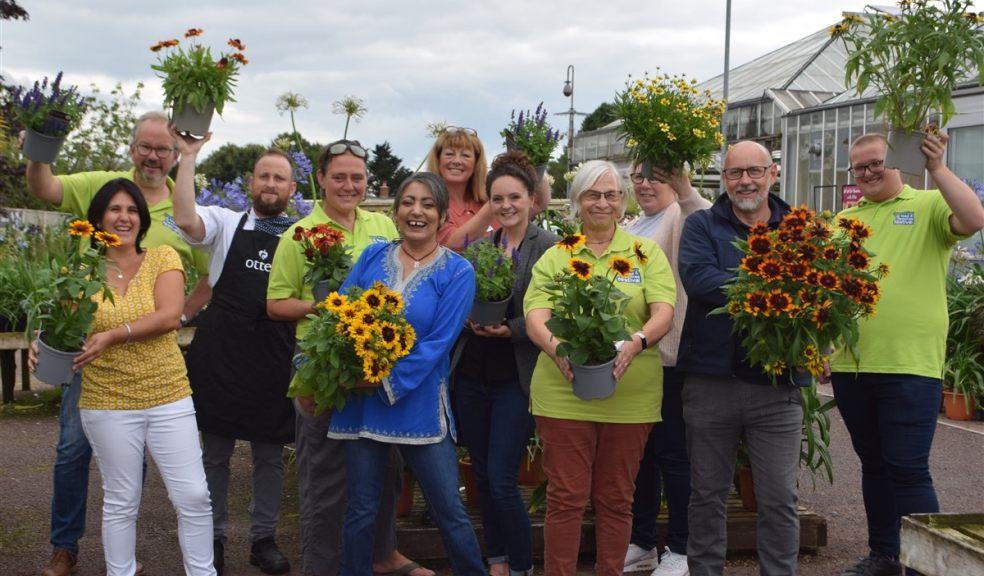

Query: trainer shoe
<box><xmin>839</xmin><ymin>553</ymin><xmax>902</xmax><ymax>576</ymax></box>
<box><xmin>651</xmin><ymin>546</ymin><xmax>689</xmax><ymax>576</ymax></box>
<box><xmin>623</xmin><ymin>543</ymin><xmax>659</xmax><ymax>572</ymax></box>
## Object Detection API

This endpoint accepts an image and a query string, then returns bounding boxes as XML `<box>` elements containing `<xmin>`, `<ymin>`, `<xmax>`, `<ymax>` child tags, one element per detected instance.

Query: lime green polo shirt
<box><xmin>267</xmin><ymin>202</ymin><xmax>399</xmax><ymax>339</ymax></box>
<box><xmin>524</xmin><ymin>228</ymin><xmax>676</xmax><ymax>423</ymax></box>
<box><xmin>57</xmin><ymin>169</ymin><xmax>209</xmax><ymax>274</ymax></box>
<box><xmin>829</xmin><ymin>185</ymin><xmax>968</xmax><ymax>378</ymax></box>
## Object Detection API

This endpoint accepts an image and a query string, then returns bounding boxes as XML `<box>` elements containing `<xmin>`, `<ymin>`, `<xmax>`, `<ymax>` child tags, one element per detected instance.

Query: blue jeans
<box><xmin>630</xmin><ymin>367</ymin><xmax>690</xmax><ymax>553</ymax></box>
<box><xmin>51</xmin><ymin>373</ymin><xmax>92</xmax><ymax>554</ymax></box>
<box><xmin>455</xmin><ymin>376</ymin><xmax>534</xmax><ymax>573</ymax></box>
<box><xmin>340</xmin><ymin>436</ymin><xmax>484</xmax><ymax>576</ymax></box>
<box><xmin>831</xmin><ymin>372</ymin><xmax>941</xmax><ymax>557</ymax></box>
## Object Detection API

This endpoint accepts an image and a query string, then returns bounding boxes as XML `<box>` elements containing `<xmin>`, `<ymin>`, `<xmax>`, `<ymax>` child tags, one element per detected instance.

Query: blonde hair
<box><xmin>425</xmin><ymin>130</ymin><xmax>488</xmax><ymax>202</ymax></box>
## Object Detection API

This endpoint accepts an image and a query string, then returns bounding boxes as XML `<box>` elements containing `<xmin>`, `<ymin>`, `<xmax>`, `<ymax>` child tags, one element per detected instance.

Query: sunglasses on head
<box><xmin>444</xmin><ymin>126</ymin><xmax>478</xmax><ymax>136</ymax></box>
<box><xmin>325</xmin><ymin>140</ymin><xmax>367</xmax><ymax>158</ymax></box>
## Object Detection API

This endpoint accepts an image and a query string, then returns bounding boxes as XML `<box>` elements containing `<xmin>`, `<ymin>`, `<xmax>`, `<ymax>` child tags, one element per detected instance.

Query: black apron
<box><xmin>187</xmin><ymin>213</ymin><xmax>296</xmax><ymax>443</ymax></box>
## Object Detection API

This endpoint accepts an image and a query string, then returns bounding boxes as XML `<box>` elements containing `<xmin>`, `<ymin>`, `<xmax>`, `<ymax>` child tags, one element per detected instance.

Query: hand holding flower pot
<box><xmin>461</xmin><ymin>238</ymin><xmax>518</xmax><ymax>326</ymax></box>
<box><xmin>11</xmin><ymin>72</ymin><xmax>88</xmax><ymax>163</ymax></box>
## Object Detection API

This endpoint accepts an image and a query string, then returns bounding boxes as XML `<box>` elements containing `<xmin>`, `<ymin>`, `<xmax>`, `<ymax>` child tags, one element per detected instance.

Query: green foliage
<box><xmin>198</xmin><ymin>142</ymin><xmax>267</xmax><ymax>183</ymax></box>
<box><xmin>944</xmin><ymin>260</ymin><xmax>984</xmax><ymax>406</ymax></box>
<box><xmin>150</xmin><ymin>31</ymin><xmax>247</xmax><ymax>115</ymax></box>
<box><xmin>0</xmin><ymin>214</ymin><xmax>65</xmax><ymax>326</ymax></box>
<box><xmin>837</xmin><ymin>0</ymin><xmax>984</xmax><ymax>131</ymax></box>
<box><xmin>367</xmin><ymin>142</ymin><xmax>412</xmax><ymax>196</ymax></box>
<box><xmin>291</xmin><ymin>223</ymin><xmax>353</xmax><ymax>289</ymax></box>
<box><xmin>10</xmin><ymin>72</ymin><xmax>87</xmax><ymax>136</ymax></box>
<box><xmin>547</xmin><ymin>150</ymin><xmax>570</xmax><ymax>199</ymax></box>
<box><xmin>53</xmin><ymin>82</ymin><xmax>143</xmax><ymax>174</ymax></box>
<box><xmin>501</xmin><ymin>103</ymin><xmax>562</xmax><ymax>166</ymax></box>
<box><xmin>580</xmin><ymin>102</ymin><xmax>618</xmax><ymax>133</ymax></box>
<box><xmin>461</xmin><ymin>239</ymin><xmax>517</xmax><ymax>302</ymax></box>
<box><xmin>800</xmin><ymin>384</ymin><xmax>836</xmax><ymax>487</ymax></box>
<box><xmin>23</xmin><ymin>219</ymin><xmax>115</xmax><ymax>352</ymax></box>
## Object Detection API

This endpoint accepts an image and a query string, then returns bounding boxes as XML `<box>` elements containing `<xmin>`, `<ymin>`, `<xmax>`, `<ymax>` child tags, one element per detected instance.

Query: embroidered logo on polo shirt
<box><xmin>616</xmin><ymin>269</ymin><xmax>643</xmax><ymax>284</ymax></box>
<box><xmin>893</xmin><ymin>211</ymin><xmax>915</xmax><ymax>225</ymax></box>
<box><xmin>162</xmin><ymin>213</ymin><xmax>180</xmax><ymax>233</ymax></box>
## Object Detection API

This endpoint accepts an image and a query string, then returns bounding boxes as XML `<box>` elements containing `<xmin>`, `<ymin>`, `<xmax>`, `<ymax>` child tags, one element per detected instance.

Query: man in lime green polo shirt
<box><xmin>24</xmin><ymin>110</ymin><xmax>210</xmax><ymax>576</ymax></box>
<box><xmin>829</xmin><ymin>132</ymin><xmax>984</xmax><ymax>576</ymax></box>
<box><xmin>266</xmin><ymin>140</ymin><xmax>430</xmax><ymax>576</ymax></box>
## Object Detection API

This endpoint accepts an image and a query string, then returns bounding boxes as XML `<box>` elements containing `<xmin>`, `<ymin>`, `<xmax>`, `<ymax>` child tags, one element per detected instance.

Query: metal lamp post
<box><xmin>563</xmin><ymin>65</ymin><xmax>575</xmax><ymax>172</ymax></box>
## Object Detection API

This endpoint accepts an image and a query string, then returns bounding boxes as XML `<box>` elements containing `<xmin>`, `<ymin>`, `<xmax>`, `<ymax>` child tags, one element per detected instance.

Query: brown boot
<box><xmin>41</xmin><ymin>549</ymin><xmax>77</xmax><ymax>576</ymax></box>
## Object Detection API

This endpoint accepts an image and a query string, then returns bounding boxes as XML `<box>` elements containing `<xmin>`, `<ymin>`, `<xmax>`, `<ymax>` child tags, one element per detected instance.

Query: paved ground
<box><xmin>1</xmin><ymin>382</ymin><xmax>981</xmax><ymax>575</ymax></box>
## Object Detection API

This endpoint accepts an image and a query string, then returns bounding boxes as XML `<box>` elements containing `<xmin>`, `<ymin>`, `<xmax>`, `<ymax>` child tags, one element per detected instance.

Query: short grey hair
<box><xmin>129</xmin><ymin>111</ymin><xmax>174</xmax><ymax>147</ymax></box>
<box><xmin>393</xmin><ymin>172</ymin><xmax>450</xmax><ymax>224</ymax></box>
<box><xmin>569</xmin><ymin>160</ymin><xmax>627</xmax><ymax>220</ymax></box>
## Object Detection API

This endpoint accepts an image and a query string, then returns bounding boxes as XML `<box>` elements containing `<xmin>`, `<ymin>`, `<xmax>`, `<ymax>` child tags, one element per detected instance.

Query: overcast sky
<box><xmin>1</xmin><ymin>0</ymin><xmax>866</xmax><ymax>168</ymax></box>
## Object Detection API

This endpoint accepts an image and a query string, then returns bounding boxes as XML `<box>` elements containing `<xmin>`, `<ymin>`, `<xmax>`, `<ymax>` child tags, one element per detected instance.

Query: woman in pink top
<box><xmin>425</xmin><ymin>127</ymin><xmax>496</xmax><ymax>251</ymax></box>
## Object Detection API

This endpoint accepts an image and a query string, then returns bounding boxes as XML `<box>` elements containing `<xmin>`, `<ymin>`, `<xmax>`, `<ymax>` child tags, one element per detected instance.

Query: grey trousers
<box><xmin>682</xmin><ymin>374</ymin><xmax>803</xmax><ymax>576</ymax></box>
<box><xmin>296</xmin><ymin>411</ymin><xmax>400</xmax><ymax>576</ymax></box>
<box><xmin>202</xmin><ymin>432</ymin><xmax>285</xmax><ymax>543</ymax></box>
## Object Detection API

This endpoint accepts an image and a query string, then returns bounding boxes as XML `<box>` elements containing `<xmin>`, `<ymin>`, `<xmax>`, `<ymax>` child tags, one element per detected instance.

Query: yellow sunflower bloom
<box><xmin>95</xmin><ymin>231</ymin><xmax>122</xmax><ymax>248</ymax></box>
<box><xmin>609</xmin><ymin>256</ymin><xmax>633</xmax><ymax>278</ymax></box>
<box><xmin>556</xmin><ymin>234</ymin><xmax>586</xmax><ymax>252</ymax></box>
<box><xmin>568</xmin><ymin>258</ymin><xmax>593</xmax><ymax>280</ymax></box>
<box><xmin>632</xmin><ymin>241</ymin><xmax>649</xmax><ymax>264</ymax></box>
<box><xmin>69</xmin><ymin>220</ymin><xmax>94</xmax><ymax>237</ymax></box>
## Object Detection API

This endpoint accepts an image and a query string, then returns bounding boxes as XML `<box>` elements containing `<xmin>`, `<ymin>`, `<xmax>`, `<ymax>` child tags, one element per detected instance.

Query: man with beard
<box><xmin>172</xmin><ymin>134</ymin><xmax>298</xmax><ymax>576</ymax></box>
<box><xmin>677</xmin><ymin>141</ymin><xmax>806</xmax><ymax>576</ymax></box>
<box><xmin>829</xmin><ymin>133</ymin><xmax>984</xmax><ymax>576</ymax></box>
<box><xmin>25</xmin><ymin>111</ymin><xmax>210</xmax><ymax>576</ymax></box>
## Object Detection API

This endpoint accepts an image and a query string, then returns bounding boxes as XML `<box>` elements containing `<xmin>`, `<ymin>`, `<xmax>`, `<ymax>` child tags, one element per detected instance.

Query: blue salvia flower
<box><xmin>290</xmin><ymin>150</ymin><xmax>314</xmax><ymax>183</ymax></box>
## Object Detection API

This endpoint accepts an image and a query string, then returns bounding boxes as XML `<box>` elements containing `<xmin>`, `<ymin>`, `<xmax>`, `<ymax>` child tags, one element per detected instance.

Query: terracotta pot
<box><xmin>458</xmin><ymin>456</ymin><xmax>481</xmax><ymax>509</ymax></box>
<box><xmin>942</xmin><ymin>389</ymin><xmax>976</xmax><ymax>421</ymax></box>
<box><xmin>737</xmin><ymin>466</ymin><xmax>757</xmax><ymax>512</ymax></box>
<box><xmin>517</xmin><ymin>451</ymin><xmax>547</xmax><ymax>486</ymax></box>
<box><xmin>396</xmin><ymin>470</ymin><xmax>414</xmax><ymax>517</ymax></box>
<box><xmin>886</xmin><ymin>129</ymin><xmax>929</xmax><ymax>177</ymax></box>
<box><xmin>570</xmin><ymin>357</ymin><xmax>616</xmax><ymax>400</ymax></box>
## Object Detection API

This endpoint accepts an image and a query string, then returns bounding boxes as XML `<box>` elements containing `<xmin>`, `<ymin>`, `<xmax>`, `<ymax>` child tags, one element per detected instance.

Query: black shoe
<box><xmin>213</xmin><ymin>539</ymin><xmax>224</xmax><ymax>576</ymax></box>
<box><xmin>840</xmin><ymin>553</ymin><xmax>902</xmax><ymax>576</ymax></box>
<box><xmin>249</xmin><ymin>536</ymin><xmax>290</xmax><ymax>575</ymax></box>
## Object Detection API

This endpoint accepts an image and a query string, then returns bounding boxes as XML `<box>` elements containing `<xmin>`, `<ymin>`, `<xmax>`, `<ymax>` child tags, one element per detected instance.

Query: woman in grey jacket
<box><xmin>452</xmin><ymin>151</ymin><xmax>558</xmax><ymax>576</ymax></box>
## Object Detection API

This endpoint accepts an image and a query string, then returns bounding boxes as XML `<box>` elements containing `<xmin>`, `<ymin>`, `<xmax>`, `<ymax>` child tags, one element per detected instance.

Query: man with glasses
<box><xmin>268</xmin><ymin>141</ymin><xmax>431</xmax><ymax>576</ymax></box>
<box><xmin>24</xmin><ymin>110</ymin><xmax>210</xmax><ymax>576</ymax></box>
<box><xmin>677</xmin><ymin>141</ymin><xmax>806</xmax><ymax>576</ymax></box>
<box><xmin>622</xmin><ymin>165</ymin><xmax>709</xmax><ymax>576</ymax></box>
<box><xmin>829</xmin><ymin>133</ymin><xmax>984</xmax><ymax>576</ymax></box>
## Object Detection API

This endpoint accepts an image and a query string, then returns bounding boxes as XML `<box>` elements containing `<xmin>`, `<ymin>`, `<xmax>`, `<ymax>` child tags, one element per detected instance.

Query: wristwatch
<box><xmin>633</xmin><ymin>331</ymin><xmax>648</xmax><ymax>350</ymax></box>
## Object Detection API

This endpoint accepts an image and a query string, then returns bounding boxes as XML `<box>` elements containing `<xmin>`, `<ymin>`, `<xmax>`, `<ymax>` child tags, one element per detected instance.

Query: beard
<box><xmin>729</xmin><ymin>186</ymin><xmax>767</xmax><ymax>213</ymax></box>
<box><xmin>253</xmin><ymin>191</ymin><xmax>290</xmax><ymax>217</ymax></box>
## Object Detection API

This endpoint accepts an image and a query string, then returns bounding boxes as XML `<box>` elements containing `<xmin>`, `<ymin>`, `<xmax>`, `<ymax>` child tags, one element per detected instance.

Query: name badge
<box><xmin>162</xmin><ymin>213</ymin><xmax>181</xmax><ymax>233</ymax></box>
<box><xmin>616</xmin><ymin>269</ymin><xmax>643</xmax><ymax>284</ymax></box>
<box><xmin>893</xmin><ymin>211</ymin><xmax>915</xmax><ymax>225</ymax></box>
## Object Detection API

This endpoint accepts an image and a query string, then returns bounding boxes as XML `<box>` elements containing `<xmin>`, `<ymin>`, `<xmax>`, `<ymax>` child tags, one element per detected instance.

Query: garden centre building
<box><xmin>572</xmin><ymin>25</ymin><xmax>984</xmax><ymax>212</ymax></box>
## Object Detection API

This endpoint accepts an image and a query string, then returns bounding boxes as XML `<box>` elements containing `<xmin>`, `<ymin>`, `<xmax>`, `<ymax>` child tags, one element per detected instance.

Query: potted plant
<box><xmin>500</xmin><ymin>102</ymin><xmax>562</xmax><ymax>178</ymax></box>
<box><xmin>540</xmin><ymin>234</ymin><xmax>640</xmax><ymax>400</ymax></box>
<box><xmin>23</xmin><ymin>219</ymin><xmax>117</xmax><ymax>384</ymax></box>
<box><xmin>290</xmin><ymin>223</ymin><xmax>354</xmax><ymax>302</ymax></box>
<box><xmin>461</xmin><ymin>238</ymin><xmax>518</xmax><ymax>326</ymax></box>
<box><xmin>11</xmin><ymin>72</ymin><xmax>87</xmax><ymax>163</ymax></box>
<box><xmin>834</xmin><ymin>1</ymin><xmax>984</xmax><ymax>175</ymax></box>
<box><xmin>612</xmin><ymin>69</ymin><xmax>726</xmax><ymax>176</ymax></box>
<box><xmin>517</xmin><ymin>433</ymin><xmax>547</xmax><ymax>486</ymax></box>
<box><xmin>289</xmin><ymin>282</ymin><xmax>415</xmax><ymax>413</ymax></box>
<box><xmin>150</xmin><ymin>29</ymin><xmax>248</xmax><ymax>136</ymax></box>
<box><xmin>943</xmin><ymin>256</ymin><xmax>984</xmax><ymax>420</ymax></box>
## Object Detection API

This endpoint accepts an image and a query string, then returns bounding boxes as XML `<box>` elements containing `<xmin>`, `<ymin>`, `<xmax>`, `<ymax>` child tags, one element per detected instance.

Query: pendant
<box><xmin>413</xmin><ymin>261</ymin><xmax>420</xmax><ymax>269</ymax></box>
<box><xmin>117</xmin><ymin>273</ymin><xmax>124</xmax><ymax>279</ymax></box>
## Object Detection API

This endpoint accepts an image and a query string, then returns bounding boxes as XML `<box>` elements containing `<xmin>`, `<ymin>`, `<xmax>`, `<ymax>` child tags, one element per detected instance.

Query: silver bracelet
<box><xmin>124</xmin><ymin>323</ymin><xmax>132</xmax><ymax>344</ymax></box>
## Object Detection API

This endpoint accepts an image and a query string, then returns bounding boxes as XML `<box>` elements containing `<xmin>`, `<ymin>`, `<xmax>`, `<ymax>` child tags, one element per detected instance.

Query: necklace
<box><xmin>401</xmin><ymin>242</ymin><xmax>439</xmax><ymax>269</ymax></box>
<box><xmin>585</xmin><ymin>228</ymin><xmax>617</xmax><ymax>245</ymax></box>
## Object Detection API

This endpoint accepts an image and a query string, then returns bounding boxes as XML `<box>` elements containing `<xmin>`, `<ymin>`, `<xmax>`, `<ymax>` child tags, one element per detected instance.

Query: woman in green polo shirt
<box><xmin>524</xmin><ymin>160</ymin><xmax>676</xmax><ymax>576</ymax></box>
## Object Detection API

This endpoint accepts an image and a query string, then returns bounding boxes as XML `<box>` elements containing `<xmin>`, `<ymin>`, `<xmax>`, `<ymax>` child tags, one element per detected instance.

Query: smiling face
<box><xmin>396</xmin><ymin>181</ymin><xmax>443</xmax><ymax>246</ymax></box>
<box><xmin>850</xmin><ymin>137</ymin><xmax>904</xmax><ymax>203</ymax></box>
<box><xmin>631</xmin><ymin>165</ymin><xmax>675</xmax><ymax>216</ymax></box>
<box><xmin>128</xmin><ymin>118</ymin><xmax>176</xmax><ymax>187</ymax></box>
<box><xmin>439</xmin><ymin>146</ymin><xmax>476</xmax><ymax>188</ymax></box>
<box><xmin>577</xmin><ymin>171</ymin><xmax>623</xmax><ymax>232</ymax></box>
<box><xmin>317</xmin><ymin>152</ymin><xmax>367</xmax><ymax>220</ymax></box>
<box><xmin>250</xmin><ymin>154</ymin><xmax>296</xmax><ymax>217</ymax></box>
<box><xmin>100</xmin><ymin>191</ymin><xmax>142</xmax><ymax>248</ymax></box>
<box><xmin>723</xmin><ymin>141</ymin><xmax>776</xmax><ymax>224</ymax></box>
<box><xmin>489</xmin><ymin>175</ymin><xmax>533</xmax><ymax>231</ymax></box>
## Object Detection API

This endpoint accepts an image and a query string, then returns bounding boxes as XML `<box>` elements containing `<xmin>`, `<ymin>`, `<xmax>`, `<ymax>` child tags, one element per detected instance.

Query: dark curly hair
<box><xmin>486</xmin><ymin>150</ymin><xmax>538</xmax><ymax>198</ymax></box>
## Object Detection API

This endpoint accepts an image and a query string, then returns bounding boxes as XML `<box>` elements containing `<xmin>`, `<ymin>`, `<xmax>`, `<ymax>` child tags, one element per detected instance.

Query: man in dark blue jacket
<box><xmin>677</xmin><ymin>140</ymin><xmax>803</xmax><ymax>576</ymax></box>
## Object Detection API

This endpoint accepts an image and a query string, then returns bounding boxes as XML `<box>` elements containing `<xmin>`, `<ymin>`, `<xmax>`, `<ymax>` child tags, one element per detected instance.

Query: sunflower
<box><xmin>325</xmin><ymin>292</ymin><xmax>349</xmax><ymax>313</ymax></box>
<box><xmin>347</xmin><ymin>321</ymin><xmax>370</xmax><ymax>341</ymax></box>
<box><xmin>747</xmin><ymin>234</ymin><xmax>772</xmax><ymax>256</ymax></box>
<box><xmin>759</xmin><ymin>259</ymin><xmax>784</xmax><ymax>281</ymax></box>
<box><xmin>787</xmin><ymin>262</ymin><xmax>809</xmax><ymax>280</ymax></box>
<box><xmin>382</xmin><ymin>291</ymin><xmax>404</xmax><ymax>313</ymax></box>
<box><xmin>632</xmin><ymin>241</ymin><xmax>649</xmax><ymax>264</ymax></box>
<box><xmin>847</xmin><ymin>250</ymin><xmax>870</xmax><ymax>270</ymax></box>
<box><xmin>767</xmin><ymin>289</ymin><xmax>796</xmax><ymax>315</ymax></box>
<box><xmin>843</xmin><ymin>218</ymin><xmax>871</xmax><ymax>240</ymax></box>
<box><xmin>840</xmin><ymin>275</ymin><xmax>865</xmax><ymax>302</ymax></box>
<box><xmin>821</xmin><ymin>246</ymin><xmax>841</xmax><ymax>261</ymax></box>
<box><xmin>95</xmin><ymin>231</ymin><xmax>122</xmax><ymax>248</ymax></box>
<box><xmin>798</xmin><ymin>244</ymin><xmax>818</xmax><ymax>262</ymax></box>
<box><xmin>69</xmin><ymin>220</ymin><xmax>94</xmax><ymax>237</ymax></box>
<box><xmin>744</xmin><ymin>292</ymin><xmax>770</xmax><ymax>316</ymax></box>
<box><xmin>817</xmin><ymin>271</ymin><xmax>840</xmax><ymax>291</ymax></box>
<box><xmin>806</xmin><ymin>222</ymin><xmax>832</xmax><ymax>241</ymax></box>
<box><xmin>378</xmin><ymin>322</ymin><xmax>399</xmax><ymax>347</ymax></box>
<box><xmin>609</xmin><ymin>256</ymin><xmax>633</xmax><ymax>278</ymax></box>
<box><xmin>797</xmin><ymin>288</ymin><xmax>819</xmax><ymax>306</ymax></box>
<box><xmin>557</xmin><ymin>234</ymin><xmax>586</xmax><ymax>252</ymax></box>
<box><xmin>748</xmin><ymin>223</ymin><xmax>770</xmax><ymax>236</ymax></box>
<box><xmin>740</xmin><ymin>255</ymin><xmax>764</xmax><ymax>274</ymax></box>
<box><xmin>568</xmin><ymin>258</ymin><xmax>593</xmax><ymax>280</ymax></box>
<box><xmin>361</xmin><ymin>289</ymin><xmax>383</xmax><ymax>309</ymax></box>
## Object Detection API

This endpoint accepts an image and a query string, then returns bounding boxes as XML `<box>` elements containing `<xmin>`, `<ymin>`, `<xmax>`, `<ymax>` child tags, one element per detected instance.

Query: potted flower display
<box><xmin>461</xmin><ymin>238</ymin><xmax>518</xmax><ymax>326</ymax></box>
<box><xmin>150</xmin><ymin>29</ymin><xmax>248</xmax><ymax>137</ymax></box>
<box><xmin>11</xmin><ymin>72</ymin><xmax>87</xmax><ymax>163</ymax></box>
<box><xmin>943</xmin><ymin>252</ymin><xmax>984</xmax><ymax>420</ymax></box>
<box><xmin>539</xmin><ymin>234</ymin><xmax>642</xmax><ymax>400</ymax></box>
<box><xmin>24</xmin><ymin>219</ymin><xmax>117</xmax><ymax>384</ymax></box>
<box><xmin>500</xmin><ymin>102</ymin><xmax>563</xmax><ymax>178</ymax></box>
<box><xmin>612</xmin><ymin>69</ymin><xmax>726</xmax><ymax>177</ymax></box>
<box><xmin>290</xmin><ymin>223</ymin><xmax>353</xmax><ymax>301</ymax></box>
<box><xmin>289</xmin><ymin>282</ymin><xmax>416</xmax><ymax>413</ymax></box>
<box><xmin>834</xmin><ymin>1</ymin><xmax>984</xmax><ymax>175</ymax></box>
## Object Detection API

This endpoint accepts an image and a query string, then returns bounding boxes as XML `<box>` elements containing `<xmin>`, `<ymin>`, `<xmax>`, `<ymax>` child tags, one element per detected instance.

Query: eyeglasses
<box><xmin>630</xmin><ymin>173</ymin><xmax>658</xmax><ymax>185</ymax></box>
<box><xmin>325</xmin><ymin>140</ymin><xmax>367</xmax><ymax>159</ymax></box>
<box><xmin>444</xmin><ymin>126</ymin><xmax>478</xmax><ymax>136</ymax></box>
<box><xmin>722</xmin><ymin>164</ymin><xmax>773</xmax><ymax>181</ymax></box>
<box><xmin>847</xmin><ymin>159</ymin><xmax>885</xmax><ymax>177</ymax></box>
<box><xmin>134</xmin><ymin>143</ymin><xmax>175</xmax><ymax>158</ymax></box>
<box><xmin>581</xmin><ymin>190</ymin><xmax>621</xmax><ymax>203</ymax></box>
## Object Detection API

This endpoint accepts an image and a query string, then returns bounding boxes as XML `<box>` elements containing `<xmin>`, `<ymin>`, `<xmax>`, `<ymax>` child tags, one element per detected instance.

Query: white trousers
<box><xmin>81</xmin><ymin>396</ymin><xmax>215</xmax><ymax>576</ymax></box>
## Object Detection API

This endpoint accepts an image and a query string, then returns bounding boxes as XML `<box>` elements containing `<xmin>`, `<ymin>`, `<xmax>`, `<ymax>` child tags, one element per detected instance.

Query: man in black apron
<box><xmin>173</xmin><ymin>139</ymin><xmax>298</xmax><ymax>576</ymax></box>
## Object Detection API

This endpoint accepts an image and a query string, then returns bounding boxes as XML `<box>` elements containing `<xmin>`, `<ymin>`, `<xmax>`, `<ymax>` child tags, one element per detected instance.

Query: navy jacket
<box><xmin>677</xmin><ymin>192</ymin><xmax>807</xmax><ymax>386</ymax></box>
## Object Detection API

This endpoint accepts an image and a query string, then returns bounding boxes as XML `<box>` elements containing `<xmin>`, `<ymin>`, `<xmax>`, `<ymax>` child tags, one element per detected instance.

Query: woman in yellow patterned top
<box><xmin>33</xmin><ymin>178</ymin><xmax>215</xmax><ymax>575</ymax></box>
